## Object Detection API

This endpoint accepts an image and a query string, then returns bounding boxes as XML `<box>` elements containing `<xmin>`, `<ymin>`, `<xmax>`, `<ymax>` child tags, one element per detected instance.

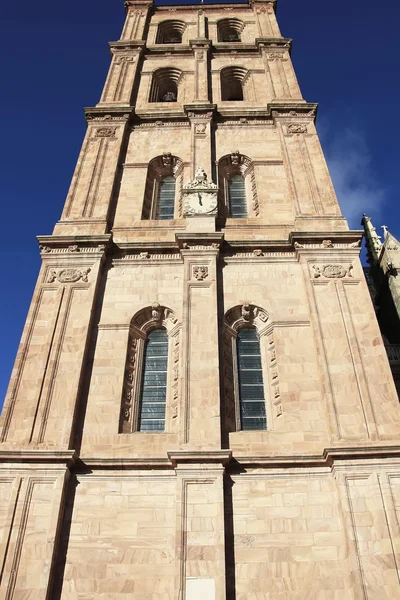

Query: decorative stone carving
<box><xmin>253</xmin><ymin>249</ymin><xmax>264</xmax><ymax>257</ymax></box>
<box><xmin>95</xmin><ymin>127</ymin><xmax>117</xmax><ymax>138</ymax></box>
<box><xmin>312</xmin><ymin>265</ymin><xmax>322</xmax><ymax>279</ymax></box>
<box><xmin>139</xmin><ymin>252</ymin><xmax>150</xmax><ymax>259</ymax></box>
<box><xmin>48</xmin><ymin>268</ymin><xmax>91</xmax><ymax>284</ymax></box>
<box><xmin>322</xmin><ymin>239</ymin><xmax>334</xmax><ymax>248</ymax></box>
<box><xmin>39</xmin><ymin>245</ymin><xmax>51</xmax><ymax>253</ymax></box>
<box><xmin>241</xmin><ymin>303</ymin><xmax>252</xmax><ymax>321</ymax></box>
<box><xmin>193</xmin><ymin>266</ymin><xmax>209</xmax><ymax>281</ymax></box>
<box><xmin>162</xmin><ymin>152</ymin><xmax>172</xmax><ymax>167</ymax></box>
<box><xmin>194</xmin><ymin>123</ymin><xmax>207</xmax><ymax>135</ymax></box>
<box><xmin>312</xmin><ymin>264</ymin><xmax>354</xmax><ymax>279</ymax></box>
<box><xmin>68</xmin><ymin>245</ymin><xmax>79</xmax><ymax>252</ymax></box>
<box><xmin>115</xmin><ymin>55</ymin><xmax>136</xmax><ymax>64</ymax></box>
<box><xmin>287</xmin><ymin>123</ymin><xmax>308</xmax><ymax>135</ymax></box>
<box><xmin>151</xmin><ymin>302</ymin><xmax>162</xmax><ymax>321</ymax></box>
<box><xmin>230</xmin><ymin>150</ymin><xmax>241</xmax><ymax>166</ymax></box>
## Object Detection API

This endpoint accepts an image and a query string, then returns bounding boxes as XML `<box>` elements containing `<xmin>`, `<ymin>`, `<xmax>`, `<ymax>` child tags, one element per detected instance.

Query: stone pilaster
<box><xmin>99</xmin><ymin>42</ymin><xmax>145</xmax><ymax>106</ymax></box>
<box><xmin>177</xmin><ymin>234</ymin><xmax>223</xmax><ymax>448</ymax></box>
<box><xmin>170</xmin><ymin>451</ymin><xmax>230</xmax><ymax>600</ymax></box>
<box><xmin>0</xmin><ymin>239</ymin><xmax>109</xmax><ymax>447</ymax></box>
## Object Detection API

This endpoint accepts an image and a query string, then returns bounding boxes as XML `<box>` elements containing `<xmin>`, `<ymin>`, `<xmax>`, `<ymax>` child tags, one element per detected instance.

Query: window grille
<box><xmin>139</xmin><ymin>329</ymin><xmax>168</xmax><ymax>432</ymax></box>
<box><xmin>155</xmin><ymin>176</ymin><xmax>175</xmax><ymax>220</ymax></box>
<box><xmin>228</xmin><ymin>174</ymin><xmax>247</xmax><ymax>217</ymax></box>
<box><xmin>237</xmin><ymin>328</ymin><xmax>267</xmax><ymax>430</ymax></box>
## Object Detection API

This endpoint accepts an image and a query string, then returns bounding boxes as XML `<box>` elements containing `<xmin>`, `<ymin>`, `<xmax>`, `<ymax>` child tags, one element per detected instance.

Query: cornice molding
<box><xmin>84</xmin><ymin>106</ymin><xmax>133</xmax><ymax>124</ymax></box>
<box><xmin>0</xmin><ymin>450</ymin><xmax>77</xmax><ymax>467</ymax></box>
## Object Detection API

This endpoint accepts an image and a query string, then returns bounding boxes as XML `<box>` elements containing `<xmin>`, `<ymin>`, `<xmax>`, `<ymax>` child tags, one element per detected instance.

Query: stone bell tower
<box><xmin>2</xmin><ymin>1</ymin><xmax>400</xmax><ymax>598</ymax></box>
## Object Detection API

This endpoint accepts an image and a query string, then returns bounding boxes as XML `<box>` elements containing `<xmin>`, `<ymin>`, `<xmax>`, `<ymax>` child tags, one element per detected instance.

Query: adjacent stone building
<box><xmin>363</xmin><ymin>214</ymin><xmax>400</xmax><ymax>398</ymax></box>
<box><xmin>1</xmin><ymin>1</ymin><xmax>400</xmax><ymax>598</ymax></box>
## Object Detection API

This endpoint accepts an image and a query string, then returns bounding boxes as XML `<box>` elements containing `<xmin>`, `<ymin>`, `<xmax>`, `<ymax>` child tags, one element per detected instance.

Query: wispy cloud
<box><xmin>319</xmin><ymin>126</ymin><xmax>386</xmax><ymax>228</ymax></box>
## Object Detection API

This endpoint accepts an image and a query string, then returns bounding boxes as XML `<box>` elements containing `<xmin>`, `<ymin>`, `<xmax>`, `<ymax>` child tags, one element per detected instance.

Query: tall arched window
<box><xmin>237</xmin><ymin>328</ymin><xmax>267</xmax><ymax>431</ymax></box>
<box><xmin>218</xmin><ymin>152</ymin><xmax>259</xmax><ymax>218</ymax></box>
<box><xmin>156</xmin><ymin>20</ymin><xmax>186</xmax><ymax>44</ymax></box>
<box><xmin>119</xmin><ymin>305</ymin><xmax>181</xmax><ymax>435</ymax></box>
<box><xmin>228</xmin><ymin>174</ymin><xmax>247</xmax><ymax>218</ymax></box>
<box><xmin>142</xmin><ymin>154</ymin><xmax>183</xmax><ymax>220</ymax></box>
<box><xmin>155</xmin><ymin>176</ymin><xmax>175</xmax><ymax>220</ymax></box>
<box><xmin>139</xmin><ymin>329</ymin><xmax>169</xmax><ymax>432</ymax></box>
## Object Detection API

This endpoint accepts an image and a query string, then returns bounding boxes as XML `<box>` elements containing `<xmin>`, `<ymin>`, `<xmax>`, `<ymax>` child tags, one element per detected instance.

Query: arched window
<box><xmin>119</xmin><ymin>304</ymin><xmax>181</xmax><ymax>434</ymax></box>
<box><xmin>218</xmin><ymin>152</ymin><xmax>259</xmax><ymax>218</ymax></box>
<box><xmin>237</xmin><ymin>328</ymin><xmax>267</xmax><ymax>431</ymax></box>
<box><xmin>139</xmin><ymin>329</ymin><xmax>168</xmax><ymax>432</ymax></box>
<box><xmin>220</xmin><ymin>67</ymin><xmax>248</xmax><ymax>101</ymax></box>
<box><xmin>217</xmin><ymin>18</ymin><xmax>244</xmax><ymax>42</ymax></box>
<box><xmin>228</xmin><ymin>174</ymin><xmax>247</xmax><ymax>218</ymax></box>
<box><xmin>156</xmin><ymin>20</ymin><xmax>186</xmax><ymax>44</ymax></box>
<box><xmin>149</xmin><ymin>68</ymin><xmax>182</xmax><ymax>103</ymax></box>
<box><xmin>222</xmin><ymin>304</ymin><xmax>270</xmax><ymax>436</ymax></box>
<box><xmin>142</xmin><ymin>154</ymin><xmax>183</xmax><ymax>220</ymax></box>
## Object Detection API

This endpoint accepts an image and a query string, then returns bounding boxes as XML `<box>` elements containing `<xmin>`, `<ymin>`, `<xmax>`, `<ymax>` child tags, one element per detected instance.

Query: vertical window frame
<box><xmin>138</xmin><ymin>328</ymin><xmax>169</xmax><ymax>432</ymax></box>
<box><xmin>235</xmin><ymin>328</ymin><xmax>267</xmax><ymax>431</ymax></box>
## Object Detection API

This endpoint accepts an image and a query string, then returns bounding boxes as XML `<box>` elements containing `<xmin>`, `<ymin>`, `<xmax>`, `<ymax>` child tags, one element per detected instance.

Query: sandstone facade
<box><xmin>1</xmin><ymin>1</ymin><xmax>400</xmax><ymax>599</ymax></box>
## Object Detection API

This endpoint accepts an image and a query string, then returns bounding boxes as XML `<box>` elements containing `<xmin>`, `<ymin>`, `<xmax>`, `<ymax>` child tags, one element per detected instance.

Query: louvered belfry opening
<box><xmin>149</xmin><ymin>68</ymin><xmax>182</xmax><ymax>102</ymax></box>
<box><xmin>220</xmin><ymin>66</ymin><xmax>247</xmax><ymax>101</ymax></box>
<box><xmin>139</xmin><ymin>329</ymin><xmax>168</xmax><ymax>432</ymax></box>
<box><xmin>156</xmin><ymin>20</ymin><xmax>185</xmax><ymax>44</ymax></box>
<box><xmin>237</xmin><ymin>328</ymin><xmax>267</xmax><ymax>431</ymax></box>
<box><xmin>217</xmin><ymin>18</ymin><xmax>244</xmax><ymax>42</ymax></box>
<box><xmin>228</xmin><ymin>174</ymin><xmax>247</xmax><ymax>218</ymax></box>
<box><xmin>155</xmin><ymin>176</ymin><xmax>175</xmax><ymax>220</ymax></box>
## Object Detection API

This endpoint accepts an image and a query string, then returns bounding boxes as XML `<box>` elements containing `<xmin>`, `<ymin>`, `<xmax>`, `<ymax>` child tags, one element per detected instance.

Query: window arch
<box><xmin>156</xmin><ymin>20</ymin><xmax>186</xmax><ymax>44</ymax></box>
<box><xmin>120</xmin><ymin>304</ymin><xmax>181</xmax><ymax>434</ymax></box>
<box><xmin>223</xmin><ymin>304</ymin><xmax>270</xmax><ymax>433</ymax></box>
<box><xmin>142</xmin><ymin>153</ymin><xmax>183</xmax><ymax>220</ymax></box>
<box><xmin>218</xmin><ymin>152</ymin><xmax>259</xmax><ymax>218</ymax></box>
<box><xmin>217</xmin><ymin>18</ymin><xmax>244</xmax><ymax>42</ymax></box>
<box><xmin>220</xmin><ymin>67</ymin><xmax>249</xmax><ymax>101</ymax></box>
<box><xmin>149</xmin><ymin>68</ymin><xmax>182</xmax><ymax>103</ymax></box>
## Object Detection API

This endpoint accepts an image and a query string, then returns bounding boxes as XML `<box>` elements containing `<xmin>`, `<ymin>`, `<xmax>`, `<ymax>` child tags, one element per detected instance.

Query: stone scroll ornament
<box><xmin>312</xmin><ymin>264</ymin><xmax>354</xmax><ymax>279</ymax></box>
<box><xmin>47</xmin><ymin>268</ymin><xmax>91</xmax><ymax>283</ymax></box>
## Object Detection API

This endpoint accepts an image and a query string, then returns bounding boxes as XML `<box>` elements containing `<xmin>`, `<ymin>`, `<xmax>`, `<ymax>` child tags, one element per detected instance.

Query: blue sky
<box><xmin>0</xmin><ymin>0</ymin><xmax>399</xmax><ymax>404</ymax></box>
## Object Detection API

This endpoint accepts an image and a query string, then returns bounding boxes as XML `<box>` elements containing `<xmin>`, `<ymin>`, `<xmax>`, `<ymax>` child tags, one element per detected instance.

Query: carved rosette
<box><xmin>311</xmin><ymin>264</ymin><xmax>354</xmax><ymax>279</ymax></box>
<box><xmin>192</xmin><ymin>266</ymin><xmax>209</xmax><ymax>281</ymax></box>
<box><xmin>47</xmin><ymin>268</ymin><xmax>91</xmax><ymax>284</ymax></box>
